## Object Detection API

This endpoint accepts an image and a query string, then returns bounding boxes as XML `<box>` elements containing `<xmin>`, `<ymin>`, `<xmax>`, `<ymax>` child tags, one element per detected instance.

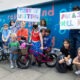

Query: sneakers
<box><xmin>10</xmin><ymin>60</ymin><xmax>18</xmax><ymax>69</ymax></box>
<box><xmin>14</xmin><ymin>62</ymin><xmax>18</xmax><ymax>68</ymax></box>
<box><xmin>75</xmin><ymin>70</ymin><xmax>80</xmax><ymax>75</ymax></box>
<box><xmin>10</xmin><ymin>64</ymin><xmax>14</xmax><ymax>69</ymax></box>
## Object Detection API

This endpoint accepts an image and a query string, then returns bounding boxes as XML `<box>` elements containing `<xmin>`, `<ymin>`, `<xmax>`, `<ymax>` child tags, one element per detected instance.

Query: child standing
<box><xmin>43</xmin><ymin>29</ymin><xmax>51</xmax><ymax>52</ymax></box>
<box><xmin>2</xmin><ymin>24</ymin><xmax>11</xmax><ymax>52</ymax></box>
<box><xmin>30</xmin><ymin>24</ymin><xmax>43</xmax><ymax>66</ymax></box>
<box><xmin>9</xmin><ymin>33</ymin><xmax>19</xmax><ymax>69</ymax></box>
<box><xmin>43</xmin><ymin>29</ymin><xmax>52</xmax><ymax>49</ymax></box>
<box><xmin>73</xmin><ymin>47</ymin><xmax>80</xmax><ymax>75</ymax></box>
<box><xmin>38</xmin><ymin>19</ymin><xmax>47</xmax><ymax>32</ymax></box>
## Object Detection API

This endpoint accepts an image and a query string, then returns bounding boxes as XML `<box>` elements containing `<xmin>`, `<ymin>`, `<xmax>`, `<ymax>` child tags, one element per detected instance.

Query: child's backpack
<box><xmin>56</xmin><ymin>54</ymin><xmax>67</xmax><ymax>73</ymax></box>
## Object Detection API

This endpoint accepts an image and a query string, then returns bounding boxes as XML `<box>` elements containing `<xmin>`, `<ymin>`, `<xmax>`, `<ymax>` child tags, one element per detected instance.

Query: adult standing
<box><xmin>69</xmin><ymin>6</ymin><xmax>80</xmax><ymax>58</ymax></box>
<box><xmin>9</xmin><ymin>20</ymin><xmax>20</xmax><ymax>33</ymax></box>
<box><xmin>17</xmin><ymin>21</ymin><xmax>28</xmax><ymax>41</ymax></box>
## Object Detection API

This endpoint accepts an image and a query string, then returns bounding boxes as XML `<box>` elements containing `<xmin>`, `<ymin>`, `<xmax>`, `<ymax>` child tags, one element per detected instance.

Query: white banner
<box><xmin>17</xmin><ymin>8</ymin><xmax>41</xmax><ymax>22</ymax></box>
<box><xmin>60</xmin><ymin>11</ymin><xmax>80</xmax><ymax>30</ymax></box>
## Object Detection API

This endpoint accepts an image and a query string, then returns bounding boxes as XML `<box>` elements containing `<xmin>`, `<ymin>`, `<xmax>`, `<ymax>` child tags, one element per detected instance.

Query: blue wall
<box><xmin>0</xmin><ymin>1</ymin><xmax>80</xmax><ymax>48</ymax></box>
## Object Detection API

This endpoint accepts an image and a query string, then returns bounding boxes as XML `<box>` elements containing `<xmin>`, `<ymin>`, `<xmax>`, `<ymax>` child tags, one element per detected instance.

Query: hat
<box><xmin>4</xmin><ymin>24</ymin><xmax>8</xmax><ymax>26</ymax></box>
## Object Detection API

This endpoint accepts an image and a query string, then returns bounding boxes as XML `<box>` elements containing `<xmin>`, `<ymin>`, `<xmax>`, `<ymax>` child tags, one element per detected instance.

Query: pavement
<box><xmin>0</xmin><ymin>60</ymin><xmax>79</xmax><ymax>80</ymax></box>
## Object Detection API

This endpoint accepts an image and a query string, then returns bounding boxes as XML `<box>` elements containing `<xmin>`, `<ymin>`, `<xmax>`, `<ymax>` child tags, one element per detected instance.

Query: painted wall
<box><xmin>0</xmin><ymin>1</ymin><xmax>80</xmax><ymax>48</ymax></box>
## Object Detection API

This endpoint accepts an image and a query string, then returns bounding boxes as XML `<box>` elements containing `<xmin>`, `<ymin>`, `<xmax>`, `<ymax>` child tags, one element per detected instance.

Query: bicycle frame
<box><xmin>19</xmin><ymin>42</ymin><xmax>54</xmax><ymax>63</ymax></box>
<box><xmin>28</xmin><ymin>49</ymin><xmax>53</xmax><ymax>63</ymax></box>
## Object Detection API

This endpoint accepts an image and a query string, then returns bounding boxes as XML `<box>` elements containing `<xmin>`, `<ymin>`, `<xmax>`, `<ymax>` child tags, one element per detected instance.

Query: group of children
<box><xmin>2</xmin><ymin>22</ymin><xmax>20</xmax><ymax>69</ymax></box>
<box><xmin>1</xmin><ymin>19</ymin><xmax>80</xmax><ymax>75</ymax></box>
<box><xmin>1</xmin><ymin>19</ymin><xmax>52</xmax><ymax>68</ymax></box>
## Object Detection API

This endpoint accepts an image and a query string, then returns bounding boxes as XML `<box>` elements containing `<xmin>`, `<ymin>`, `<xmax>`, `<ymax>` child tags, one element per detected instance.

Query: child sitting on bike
<box><xmin>43</xmin><ymin>29</ymin><xmax>52</xmax><ymax>53</ymax></box>
<box><xmin>9</xmin><ymin>33</ymin><xmax>19</xmax><ymax>69</ymax></box>
<box><xmin>30</xmin><ymin>23</ymin><xmax>43</xmax><ymax>66</ymax></box>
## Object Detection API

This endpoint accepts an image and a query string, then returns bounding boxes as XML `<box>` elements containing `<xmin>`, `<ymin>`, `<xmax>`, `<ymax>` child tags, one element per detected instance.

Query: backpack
<box><xmin>56</xmin><ymin>54</ymin><xmax>67</xmax><ymax>73</ymax></box>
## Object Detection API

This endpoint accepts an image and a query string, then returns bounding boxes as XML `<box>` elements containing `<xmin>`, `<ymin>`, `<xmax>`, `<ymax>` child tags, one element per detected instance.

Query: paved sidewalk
<box><xmin>0</xmin><ymin>61</ymin><xmax>79</xmax><ymax>80</ymax></box>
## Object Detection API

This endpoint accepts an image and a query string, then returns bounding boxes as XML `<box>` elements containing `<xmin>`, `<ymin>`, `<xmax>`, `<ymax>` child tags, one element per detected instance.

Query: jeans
<box><xmin>10</xmin><ymin>53</ymin><xmax>18</xmax><ymax>60</ymax></box>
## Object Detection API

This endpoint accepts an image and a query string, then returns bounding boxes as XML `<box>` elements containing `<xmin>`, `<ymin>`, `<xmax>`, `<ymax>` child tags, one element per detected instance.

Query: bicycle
<box><xmin>0</xmin><ymin>47</ymin><xmax>10</xmax><ymax>61</ymax></box>
<box><xmin>16</xmin><ymin>43</ymin><xmax>57</xmax><ymax>69</ymax></box>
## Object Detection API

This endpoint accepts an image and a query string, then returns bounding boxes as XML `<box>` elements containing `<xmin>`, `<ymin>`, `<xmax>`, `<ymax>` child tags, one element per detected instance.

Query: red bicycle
<box><xmin>17</xmin><ymin>43</ymin><xmax>57</xmax><ymax>69</ymax></box>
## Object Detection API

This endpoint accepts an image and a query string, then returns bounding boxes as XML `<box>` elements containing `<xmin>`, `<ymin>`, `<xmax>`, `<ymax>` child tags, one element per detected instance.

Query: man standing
<box><xmin>69</xmin><ymin>6</ymin><xmax>80</xmax><ymax>58</ymax></box>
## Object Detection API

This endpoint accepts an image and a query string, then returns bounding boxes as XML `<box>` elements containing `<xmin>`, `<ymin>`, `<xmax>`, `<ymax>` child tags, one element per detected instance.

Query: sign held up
<box><xmin>17</xmin><ymin>8</ymin><xmax>41</xmax><ymax>22</ymax></box>
<box><xmin>60</xmin><ymin>11</ymin><xmax>80</xmax><ymax>30</ymax></box>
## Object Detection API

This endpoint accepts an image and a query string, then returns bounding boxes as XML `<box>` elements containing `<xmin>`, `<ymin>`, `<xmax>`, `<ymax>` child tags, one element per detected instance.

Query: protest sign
<box><xmin>17</xmin><ymin>8</ymin><xmax>41</xmax><ymax>22</ymax></box>
<box><xmin>60</xmin><ymin>11</ymin><xmax>80</xmax><ymax>30</ymax></box>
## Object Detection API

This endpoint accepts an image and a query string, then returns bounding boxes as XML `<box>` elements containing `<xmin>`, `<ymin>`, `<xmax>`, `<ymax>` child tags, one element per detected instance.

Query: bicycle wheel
<box><xmin>0</xmin><ymin>51</ymin><xmax>3</xmax><ymax>61</ymax></box>
<box><xmin>17</xmin><ymin>55</ymin><xmax>31</xmax><ymax>69</ymax></box>
<box><xmin>0</xmin><ymin>54</ymin><xmax>2</xmax><ymax>61</ymax></box>
<box><xmin>45</xmin><ymin>54</ymin><xmax>57</xmax><ymax>67</ymax></box>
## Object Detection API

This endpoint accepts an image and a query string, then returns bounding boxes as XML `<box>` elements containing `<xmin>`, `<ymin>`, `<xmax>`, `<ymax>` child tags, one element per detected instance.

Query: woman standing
<box><xmin>9</xmin><ymin>20</ymin><xmax>19</xmax><ymax>34</ymax></box>
<box><xmin>17</xmin><ymin>21</ymin><xmax>28</xmax><ymax>41</ymax></box>
<box><xmin>38</xmin><ymin>19</ymin><xmax>47</xmax><ymax>32</ymax></box>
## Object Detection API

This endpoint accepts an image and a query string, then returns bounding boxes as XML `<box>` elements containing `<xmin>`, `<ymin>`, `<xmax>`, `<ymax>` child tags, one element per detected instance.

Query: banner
<box><xmin>17</xmin><ymin>8</ymin><xmax>41</xmax><ymax>22</ymax></box>
<box><xmin>60</xmin><ymin>11</ymin><xmax>80</xmax><ymax>30</ymax></box>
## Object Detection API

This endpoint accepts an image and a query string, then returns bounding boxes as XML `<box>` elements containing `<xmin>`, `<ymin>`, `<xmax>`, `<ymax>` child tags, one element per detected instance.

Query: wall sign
<box><xmin>17</xmin><ymin>8</ymin><xmax>41</xmax><ymax>22</ymax></box>
<box><xmin>60</xmin><ymin>11</ymin><xmax>80</xmax><ymax>30</ymax></box>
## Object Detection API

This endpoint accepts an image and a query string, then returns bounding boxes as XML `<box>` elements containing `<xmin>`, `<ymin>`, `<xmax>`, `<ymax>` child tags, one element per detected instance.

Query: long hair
<box><xmin>40</xmin><ymin>19</ymin><xmax>47</xmax><ymax>27</ymax></box>
<box><xmin>9</xmin><ymin>20</ymin><xmax>15</xmax><ymax>26</ymax></box>
<box><xmin>62</xmin><ymin>39</ymin><xmax>71</xmax><ymax>49</ymax></box>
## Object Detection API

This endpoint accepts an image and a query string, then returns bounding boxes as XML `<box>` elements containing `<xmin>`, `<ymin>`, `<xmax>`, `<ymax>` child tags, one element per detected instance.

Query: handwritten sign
<box><xmin>17</xmin><ymin>8</ymin><xmax>41</xmax><ymax>22</ymax></box>
<box><xmin>60</xmin><ymin>11</ymin><xmax>80</xmax><ymax>30</ymax></box>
